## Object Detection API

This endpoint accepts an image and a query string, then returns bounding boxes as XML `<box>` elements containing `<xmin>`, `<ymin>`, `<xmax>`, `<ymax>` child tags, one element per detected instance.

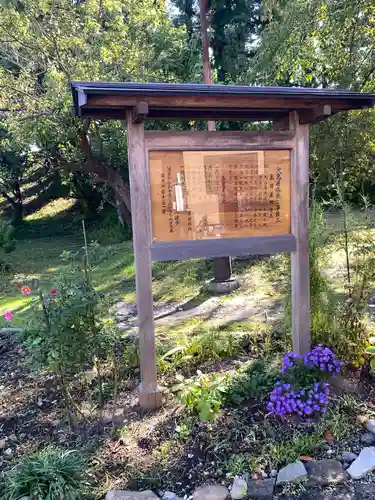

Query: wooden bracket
<box><xmin>299</xmin><ymin>105</ymin><xmax>332</xmax><ymax>125</ymax></box>
<box><xmin>132</xmin><ymin>102</ymin><xmax>149</xmax><ymax>123</ymax></box>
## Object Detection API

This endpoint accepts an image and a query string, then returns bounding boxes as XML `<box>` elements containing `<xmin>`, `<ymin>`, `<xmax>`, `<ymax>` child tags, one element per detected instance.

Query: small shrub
<box><xmin>225</xmin><ymin>359</ymin><xmax>278</xmax><ymax>404</ymax></box>
<box><xmin>0</xmin><ymin>218</ymin><xmax>15</xmax><ymax>276</ymax></box>
<box><xmin>0</xmin><ymin>445</ymin><xmax>89</xmax><ymax>500</ymax></box>
<box><xmin>173</xmin><ymin>370</ymin><xmax>227</xmax><ymax>421</ymax></box>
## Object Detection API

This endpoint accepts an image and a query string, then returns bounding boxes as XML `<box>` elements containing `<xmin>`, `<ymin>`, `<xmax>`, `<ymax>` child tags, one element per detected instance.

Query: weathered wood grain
<box><xmin>125</xmin><ymin>113</ymin><xmax>162</xmax><ymax>410</ymax></box>
<box><xmin>290</xmin><ymin>111</ymin><xmax>311</xmax><ymax>356</ymax></box>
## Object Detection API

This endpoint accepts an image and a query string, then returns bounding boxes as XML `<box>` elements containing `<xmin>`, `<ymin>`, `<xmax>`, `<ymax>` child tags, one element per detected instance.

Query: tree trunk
<box><xmin>199</xmin><ymin>0</ymin><xmax>232</xmax><ymax>282</ymax></box>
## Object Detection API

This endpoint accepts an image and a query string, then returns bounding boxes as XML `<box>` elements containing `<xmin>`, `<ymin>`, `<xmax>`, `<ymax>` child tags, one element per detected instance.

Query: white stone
<box><xmin>270</xmin><ymin>469</ymin><xmax>278</xmax><ymax>478</ymax></box>
<box><xmin>230</xmin><ymin>475</ymin><xmax>247</xmax><ymax>499</ymax></box>
<box><xmin>4</xmin><ymin>448</ymin><xmax>13</xmax><ymax>457</ymax></box>
<box><xmin>193</xmin><ymin>485</ymin><xmax>229</xmax><ymax>500</ymax></box>
<box><xmin>0</xmin><ymin>438</ymin><xmax>7</xmax><ymax>449</ymax></box>
<box><xmin>163</xmin><ymin>492</ymin><xmax>182</xmax><ymax>500</ymax></box>
<box><xmin>366</xmin><ymin>420</ymin><xmax>375</xmax><ymax>434</ymax></box>
<box><xmin>347</xmin><ymin>447</ymin><xmax>375</xmax><ymax>480</ymax></box>
<box><xmin>276</xmin><ymin>461</ymin><xmax>307</xmax><ymax>485</ymax></box>
<box><xmin>106</xmin><ymin>491</ymin><xmax>159</xmax><ymax>500</ymax></box>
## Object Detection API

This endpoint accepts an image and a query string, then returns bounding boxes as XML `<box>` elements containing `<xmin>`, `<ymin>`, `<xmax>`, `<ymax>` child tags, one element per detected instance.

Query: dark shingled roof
<box><xmin>71</xmin><ymin>81</ymin><xmax>375</xmax><ymax>122</ymax></box>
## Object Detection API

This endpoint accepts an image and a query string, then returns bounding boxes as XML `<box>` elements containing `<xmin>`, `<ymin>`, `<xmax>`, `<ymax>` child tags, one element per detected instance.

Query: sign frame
<box><xmin>145</xmin><ymin>131</ymin><xmax>296</xmax><ymax>261</ymax></box>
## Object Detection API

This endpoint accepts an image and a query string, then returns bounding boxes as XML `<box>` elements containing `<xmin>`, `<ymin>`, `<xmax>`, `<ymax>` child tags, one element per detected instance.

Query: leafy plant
<box><xmin>0</xmin><ymin>218</ymin><xmax>15</xmax><ymax>276</ymax></box>
<box><xmin>21</xmin><ymin>224</ymin><xmax>119</xmax><ymax>424</ymax></box>
<box><xmin>174</xmin><ymin>370</ymin><xmax>227</xmax><ymax>421</ymax></box>
<box><xmin>267</xmin><ymin>346</ymin><xmax>343</xmax><ymax>419</ymax></box>
<box><xmin>0</xmin><ymin>445</ymin><xmax>89</xmax><ymax>500</ymax></box>
<box><xmin>366</xmin><ymin>346</ymin><xmax>375</xmax><ymax>375</ymax></box>
<box><xmin>225</xmin><ymin>359</ymin><xmax>278</xmax><ymax>404</ymax></box>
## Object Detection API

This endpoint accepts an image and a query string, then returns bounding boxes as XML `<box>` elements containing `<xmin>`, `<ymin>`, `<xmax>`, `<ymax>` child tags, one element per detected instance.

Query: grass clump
<box><xmin>0</xmin><ymin>445</ymin><xmax>90</xmax><ymax>500</ymax></box>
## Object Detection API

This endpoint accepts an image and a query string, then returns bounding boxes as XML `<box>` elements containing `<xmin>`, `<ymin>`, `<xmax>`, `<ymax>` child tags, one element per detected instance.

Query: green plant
<box><xmin>157</xmin><ymin>327</ymin><xmax>244</xmax><ymax>372</ymax></box>
<box><xmin>224</xmin><ymin>454</ymin><xmax>250</xmax><ymax>475</ymax></box>
<box><xmin>22</xmin><ymin>224</ymin><xmax>119</xmax><ymax>424</ymax></box>
<box><xmin>0</xmin><ymin>218</ymin><xmax>15</xmax><ymax>276</ymax></box>
<box><xmin>0</xmin><ymin>445</ymin><xmax>89</xmax><ymax>500</ymax></box>
<box><xmin>174</xmin><ymin>370</ymin><xmax>227</xmax><ymax>421</ymax></box>
<box><xmin>225</xmin><ymin>359</ymin><xmax>278</xmax><ymax>404</ymax></box>
<box><xmin>174</xmin><ymin>420</ymin><xmax>192</xmax><ymax>441</ymax></box>
<box><xmin>366</xmin><ymin>346</ymin><xmax>375</xmax><ymax>375</ymax></box>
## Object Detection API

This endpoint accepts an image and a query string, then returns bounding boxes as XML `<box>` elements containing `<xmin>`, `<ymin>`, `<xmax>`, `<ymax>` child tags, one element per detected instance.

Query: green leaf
<box><xmin>366</xmin><ymin>347</ymin><xmax>375</xmax><ymax>354</ymax></box>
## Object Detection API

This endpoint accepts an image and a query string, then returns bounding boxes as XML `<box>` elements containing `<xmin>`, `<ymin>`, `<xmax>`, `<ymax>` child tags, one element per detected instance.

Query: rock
<box><xmin>231</xmin><ymin>475</ymin><xmax>247</xmax><ymax>499</ymax></box>
<box><xmin>106</xmin><ymin>491</ymin><xmax>159</xmax><ymax>500</ymax></box>
<box><xmin>260</xmin><ymin>472</ymin><xmax>268</xmax><ymax>479</ymax></box>
<box><xmin>0</xmin><ymin>438</ymin><xmax>7</xmax><ymax>449</ymax></box>
<box><xmin>366</xmin><ymin>420</ymin><xmax>375</xmax><ymax>434</ymax></box>
<box><xmin>4</xmin><ymin>448</ymin><xmax>12</xmax><ymax>457</ymax></box>
<box><xmin>270</xmin><ymin>469</ymin><xmax>278</xmax><ymax>478</ymax></box>
<box><xmin>305</xmin><ymin>459</ymin><xmax>347</xmax><ymax>487</ymax></box>
<box><xmin>276</xmin><ymin>461</ymin><xmax>307</xmax><ymax>485</ymax></box>
<box><xmin>193</xmin><ymin>485</ymin><xmax>229</xmax><ymax>500</ymax></box>
<box><xmin>357</xmin><ymin>415</ymin><xmax>369</xmax><ymax>425</ymax></box>
<box><xmin>347</xmin><ymin>447</ymin><xmax>375</xmax><ymax>480</ymax></box>
<box><xmin>163</xmin><ymin>492</ymin><xmax>182</xmax><ymax>500</ymax></box>
<box><xmin>361</xmin><ymin>433</ymin><xmax>375</xmax><ymax>445</ymax></box>
<box><xmin>246</xmin><ymin>478</ymin><xmax>275</xmax><ymax>500</ymax></box>
<box><xmin>341</xmin><ymin>452</ymin><xmax>358</xmax><ymax>462</ymax></box>
<box><xmin>343</xmin><ymin>462</ymin><xmax>350</xmax><ymax>470</ymax></box>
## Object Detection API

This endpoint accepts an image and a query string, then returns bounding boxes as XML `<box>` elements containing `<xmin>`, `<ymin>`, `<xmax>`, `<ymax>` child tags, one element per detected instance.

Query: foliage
<box><xmin>173</xmin><ymin>370</ymin><xmax>227</xmax><ymax>421</ymax></box>
<box><xmin>251</xmin><ymin>0</ymin><xmax>375</xmax><ymax>203</ymax></box>
<box><xmin>224</xmin><ymin>359</ymin><xmax>278</xmax><ymax>404</ymax></box>
<box><xmin>366</xmin><ymin>346</ymin><xmax>375</xmax><ymax>375</ymax></box>
<box><xmin>21</xmin><ymin>228</ymin><xmax>120</xmax><ymax>423</ymax></box>
<box><xmin>267</xmin><ymin>346</ymin><xmax>342</xmax><ymax>419</ymax></box>
<box><xmin>284</xmin><ymin>201</ymin><xmax>333</xmax><ymax>340</ymax></box>
<box><xmin>0</xmin><ymin>445</ymin><xmax>89</xmax><ymax>500</ymax></box>
<box><xmin>0</xmin><ymin>0</ymin><xmax>201</xmax><ymax>227</ymax></box>
<box><xmin>0</xmin><ymin>217</ymin><xmax>15</xmax><ymax>275</ymax></box>
<box><xmin>157</xmin><ymin>326</ymin><xmax>245</xmax><ymax>372</ymax></box>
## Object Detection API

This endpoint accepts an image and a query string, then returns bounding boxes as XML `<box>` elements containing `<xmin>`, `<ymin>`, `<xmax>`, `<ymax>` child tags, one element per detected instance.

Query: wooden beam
<box><xmin>145</xmin><ymin>130</ymin><xmax>296</xmax><ymax>151</ymax></box>
<box><xmin>299</xmin><ymin>105</ymin><xmax>332</xmax><ymax>124</ymax></box>
<box><xmin>125</xmin><ymin>113</ymin><xmax>162</xmax><ymax>411</ymax></box>
<box><xmin>151</xmin><ymin>235</ymin><xmax>296</xmax><ymax>261</ymax></box>
<box><xmin>87</xmin><ymin>94</ymin><xmax>354</xmax><ymax>111</ymax></box>
<box><xmin>290</xmin><ymin>111</ymin><xmax>311</xmax><ymax>356</ymax></box>
<box><xmin>132</xmin><ymin>102</ymin><xmax>149</xmax><ymax>123</ymax></box>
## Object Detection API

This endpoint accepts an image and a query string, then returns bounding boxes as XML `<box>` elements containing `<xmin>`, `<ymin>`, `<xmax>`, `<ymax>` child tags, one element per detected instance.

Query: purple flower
<box><xmin>282</xmin><ymin>352</ymin><xmax>301</xmax><ymax>374</ymax></box>
<box><xmin>304</xmin><ymin>344</ymin><xmax>343</xmax><ymax>375</ymax></box>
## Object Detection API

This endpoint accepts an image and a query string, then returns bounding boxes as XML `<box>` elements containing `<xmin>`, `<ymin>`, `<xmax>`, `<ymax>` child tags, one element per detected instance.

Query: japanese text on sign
<box><xmin>149</xmin><ymin>150</ymin><xmax>291</xmax><ymax>242</ymax></box>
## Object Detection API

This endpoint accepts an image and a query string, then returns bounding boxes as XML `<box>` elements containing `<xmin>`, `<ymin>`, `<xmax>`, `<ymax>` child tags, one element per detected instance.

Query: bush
<box><xmin>0</xmin><ymin>217</ymin><xmax>15</xmax><ymax>275</ymax></box>
<box><xmin>266</xmin><ymin>345</ymin><xmax>343</xmax><ymax>419</ymax></box>
<box><xmin>224</xmin><ymin>359</ymin><xmax>278</xmax><ymax>404</ymax></box>
<box><xmin>173</xmin><ymin>370</ymin><xmax>227</xmax><ymax>421</ymax></box>
<box><xmin>0</xmin><ymin>446</ymin><xmax>89</xmax><ymax>500</ymax></box>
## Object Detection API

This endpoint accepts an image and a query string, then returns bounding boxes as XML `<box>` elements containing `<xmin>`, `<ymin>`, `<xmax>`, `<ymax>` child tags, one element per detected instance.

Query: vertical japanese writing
<box><xmin>275</xmin><ymin>166</ymin><xmax>281</xmax><ymax>223</ymax></box>
<box><xmin>167</xmin><ymin>165</ymin><xmax>174</xmax><ymax>233</ymax></box>
<box><xmin>161</xmin><ymin>172</ymin><xmax>166</xmax><ymax>214</ymax></box>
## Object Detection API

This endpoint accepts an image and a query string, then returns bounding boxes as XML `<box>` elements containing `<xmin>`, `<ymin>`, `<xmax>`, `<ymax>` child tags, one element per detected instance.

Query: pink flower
<box><xmin>4</xmin><ymin>311</ymin><xmax>12</xmax><ymax>321</ymax></box>
<box><xmin>21</xmin><ymin>286</ymin><xmax>31</xmax><ymax>296</ymax></box>
<box><xmin>50</xmin><ymin>289</ymin><xmax>57</xmax><ymax>296</ymax></box>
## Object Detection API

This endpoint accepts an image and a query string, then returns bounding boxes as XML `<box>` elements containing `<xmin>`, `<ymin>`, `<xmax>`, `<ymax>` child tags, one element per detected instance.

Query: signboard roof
<box><xmin>71</xmin><ymin>81</ymin><xmax>375</xmax><ymax>122</ymax></box>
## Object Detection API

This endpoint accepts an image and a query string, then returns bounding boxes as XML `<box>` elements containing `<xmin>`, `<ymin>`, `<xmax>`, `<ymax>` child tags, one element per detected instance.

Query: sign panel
<box><xmin>149</xmin><ymin>150</ymin><xmax>290</xmax><ymax>242</ymax></box>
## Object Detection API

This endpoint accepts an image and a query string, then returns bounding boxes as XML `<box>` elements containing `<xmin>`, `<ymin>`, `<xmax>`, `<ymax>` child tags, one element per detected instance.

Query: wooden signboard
<box><xmin>150</xmin><ymin>150</ymin><xmax>291</xmax><ymax>243</ymax></box>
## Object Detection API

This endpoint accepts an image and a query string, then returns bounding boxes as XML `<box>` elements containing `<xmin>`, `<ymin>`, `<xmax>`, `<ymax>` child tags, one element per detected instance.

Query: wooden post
<box><xmin>290</xmin><ymin>111</ymin><xmax>311</xmax><ymax>355</ymax></box>
<box><xmin>126</xmin><ymin>112</ymin><xmax>162</xmax><ymax>410</ymax></box>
